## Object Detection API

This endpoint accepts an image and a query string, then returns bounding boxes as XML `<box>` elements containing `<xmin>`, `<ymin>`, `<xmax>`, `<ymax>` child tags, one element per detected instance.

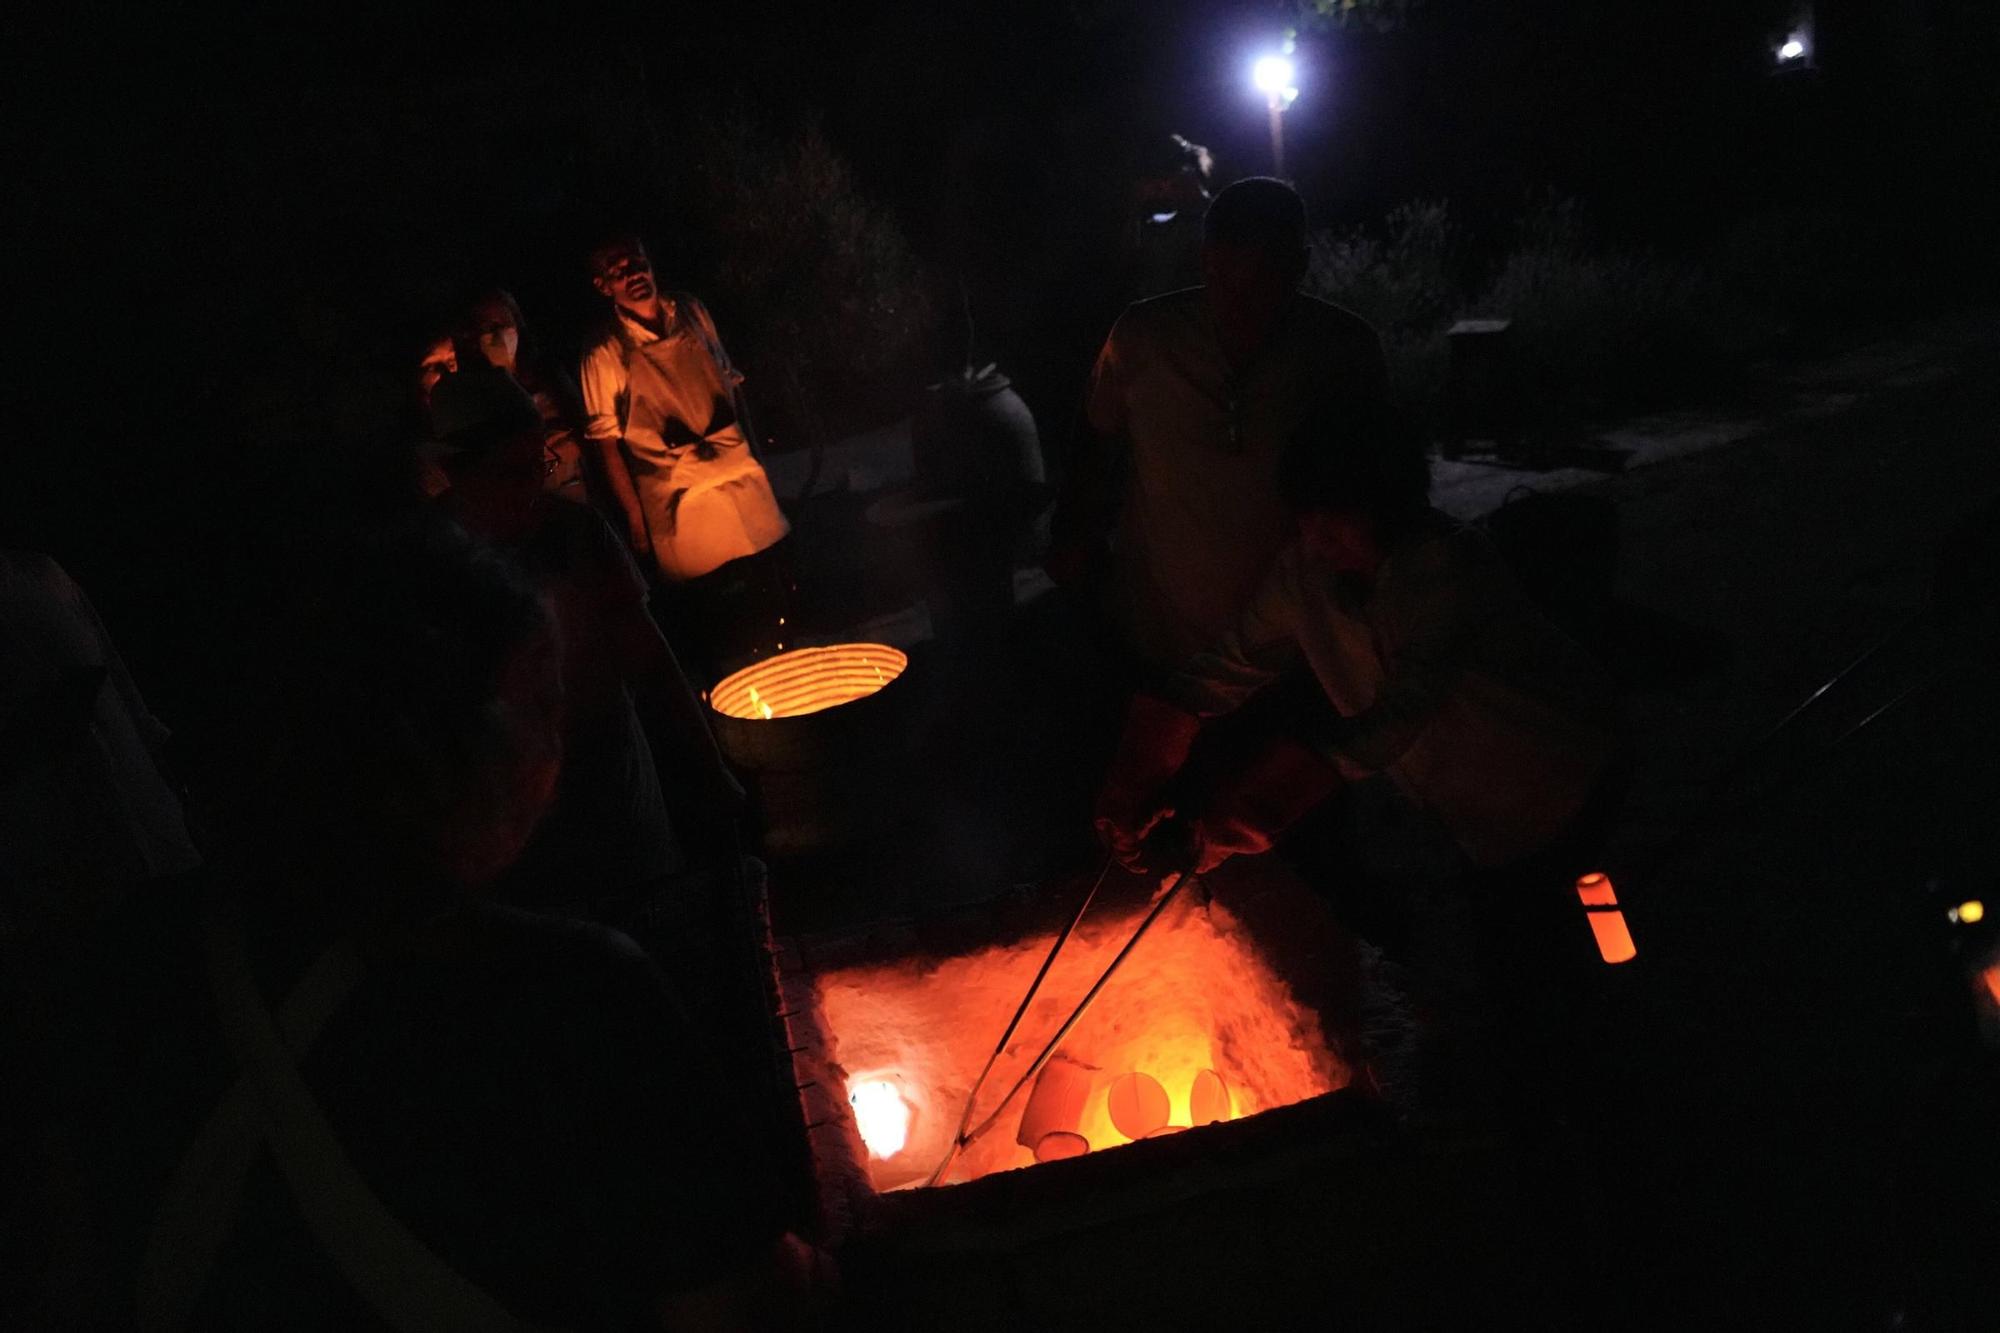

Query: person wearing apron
<box><xmin>579</xmin><ymin>237</ymin><xmax>793</xmax><ymax>675</ymax></box>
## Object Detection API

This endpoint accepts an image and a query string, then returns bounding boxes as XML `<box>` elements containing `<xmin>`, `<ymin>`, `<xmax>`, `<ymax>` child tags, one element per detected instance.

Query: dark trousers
<box><xmin>655</xmin><ymin>538</ymin><xmax>797</xmax><ymax>683</ymax></box>
<box><xmin>1282</xmin><ymin>752</ymin><xmax>1632</xmax><ymax>1120</ymax></box>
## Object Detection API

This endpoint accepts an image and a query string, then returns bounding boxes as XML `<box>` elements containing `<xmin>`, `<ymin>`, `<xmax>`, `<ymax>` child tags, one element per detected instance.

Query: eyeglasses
<box><xmin>599</xmin><ymin>255</ymin><xmax>652</xmax><ymax>281</ymax></box>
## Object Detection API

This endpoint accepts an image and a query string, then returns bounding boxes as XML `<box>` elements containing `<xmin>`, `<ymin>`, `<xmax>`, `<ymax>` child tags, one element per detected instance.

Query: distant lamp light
<box><xmin>1777</xmin><ymin>36</ymin><xmax>1806</xmax><ymax>63</ymax></box>
<box><xmin>1252</xmin><ymin>55</ymin><xmax>1299</xmax><ymax>108</ymax></box>
<box><xmin>1948</xmin><ymin>899</ymin><xmax>1986</xmax><ymax>925</ymax></box>
<box><xmin>1251</xmin><ymin>44</ymin><xmax>1300</xmax><ymax>177</ymax></box>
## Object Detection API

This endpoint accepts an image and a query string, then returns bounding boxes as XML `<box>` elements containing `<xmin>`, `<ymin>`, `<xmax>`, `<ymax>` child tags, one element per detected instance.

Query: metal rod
<box><xmin>1825</xmin><ymin>668</ymin><xmax>1949</xmax><ymax>751</ymax></box>
<box><xmin>954</xmin><ymin>868</ymin><xmax>1196</xmax><ymax>1159</ymax></box>
<box><xmin>1712</xmin><ymin>618</ymin><xmax>1913</xmax><ymax>792</ymax></box>
<box><xmin>924</xmin><ymin>855</ymin><xmax>1113</xmax><ymax>1188</ymax></box>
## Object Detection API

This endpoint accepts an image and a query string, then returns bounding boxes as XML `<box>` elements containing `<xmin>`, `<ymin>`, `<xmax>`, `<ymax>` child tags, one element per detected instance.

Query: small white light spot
<box><xmin>850</xmin><ymin>1079</ymin><xmax>910</xmax><ymax>1159</ymax></box>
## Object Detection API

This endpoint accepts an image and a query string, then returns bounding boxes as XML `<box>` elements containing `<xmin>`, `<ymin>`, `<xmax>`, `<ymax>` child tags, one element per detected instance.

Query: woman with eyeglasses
<box><xmin>459</xmin><ymin>287</ymin><xmax>599</xmax><ymax>511</ymax></box>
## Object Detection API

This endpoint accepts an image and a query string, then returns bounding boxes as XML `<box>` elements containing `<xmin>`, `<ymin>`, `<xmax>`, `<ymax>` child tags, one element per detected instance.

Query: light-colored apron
<box><xmin>617</xmin><ymin>307</ymin><xmax>790</xmax><ymax>581</ymax></box>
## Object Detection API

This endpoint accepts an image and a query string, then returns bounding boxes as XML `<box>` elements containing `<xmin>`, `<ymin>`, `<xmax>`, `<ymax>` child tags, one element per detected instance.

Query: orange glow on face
<box><xmin>1982</xmin><ymin>963</ymin><xmax>2000</xmax><ymax>1009</ymax></box>
<box><xmin>710</xmin><ymin>644</ymin><xmax>907</xmax><ymax>721</ymax></box>
<box><xmin>813</xmin><ymin>894</ymin><xmax>1347</xmax><ymax>1190</ymax></box>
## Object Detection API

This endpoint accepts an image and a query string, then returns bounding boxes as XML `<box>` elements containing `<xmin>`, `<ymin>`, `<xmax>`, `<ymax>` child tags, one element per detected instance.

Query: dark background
<box><xmin>8</xmin><ymin>6</ymin><xmax>2000</xmax><ymax>1323</ymax></box>
<box><xmin>7</xmin><ymin>0</ymin><xmax>1997</xmax><ymax>727</ymax></box>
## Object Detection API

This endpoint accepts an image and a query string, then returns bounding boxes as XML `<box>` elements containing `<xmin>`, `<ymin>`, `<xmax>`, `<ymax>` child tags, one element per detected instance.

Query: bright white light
<box><xmin>1252</xmin><ymin>55</ymin><xmax>1297</xmax><ymax>100</ymax></box>
<box><xmin>1777</xmin><ymin>37</ymin><xmax>1805</xmax><ymax>62</ymax></box>
<box><xmin>849</xmin><ymin>1079</ymin><xmax>910</xmax><ymax>1159</ymax></box>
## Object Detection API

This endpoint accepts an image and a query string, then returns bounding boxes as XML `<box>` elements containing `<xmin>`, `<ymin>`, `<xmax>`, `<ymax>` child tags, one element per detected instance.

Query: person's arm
<box><xmin>1320</xmin><ymin>537</ymin><xmax>1481</xmax><ymax>776</ymax></box>
<box><xmin>591</xmin><ymin>520</ymin><xmax>745</xmax><ymax>823</ymax></box>
<box><xmin>1095</xmin><ymin>556</ymin><xmax>1307</xmax><ymax>869</ymax></box>
<box><xmin>583</xmin><ymin>938</ymin><xmax>820</xmax><ymax>1330</ymax></box>
<box><xmin>579</xmin><ymin>338</ymin><xmax>654</xmax><ymax>555</ymax></box>
<box><xmin>625</xmin><ymin>615</ymin><xmax>746</xmax><ymax>824</ymax></box>
<box><xmin>1157</xmin><ymin>551</ymin><xmax>1308</xmax><ymax>722</ymax></box>
<box><xmin>655</xmin><ymin>1233</ymin><xmax>836</xmax><ymax>1332</ymax></box>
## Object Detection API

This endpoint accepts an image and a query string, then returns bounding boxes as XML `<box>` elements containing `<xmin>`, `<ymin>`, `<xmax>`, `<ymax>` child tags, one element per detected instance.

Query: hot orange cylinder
<box><xmin>1576</xmin><ymin>872</ymin><xmax>1637</xmax><ymax>965</ymax></box>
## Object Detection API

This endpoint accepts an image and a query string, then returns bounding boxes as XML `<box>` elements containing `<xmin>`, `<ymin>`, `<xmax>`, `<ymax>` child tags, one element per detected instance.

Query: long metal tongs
<box><xmin>924</xmin><ymin>854</ymin><xmax>1197</xmax><ymax>1186</ymax></box>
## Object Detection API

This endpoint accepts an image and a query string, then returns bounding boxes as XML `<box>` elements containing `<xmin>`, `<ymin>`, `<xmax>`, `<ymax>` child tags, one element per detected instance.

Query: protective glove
<box><xmin>1092</xmin><ymin>694</ymin><xmax>1202</xmax><ymax>871</ymax></box>
<box><xmin>1189</xmin><ymin>735</ymin><xmax>1342</xmax><ymax>873</ymax></box>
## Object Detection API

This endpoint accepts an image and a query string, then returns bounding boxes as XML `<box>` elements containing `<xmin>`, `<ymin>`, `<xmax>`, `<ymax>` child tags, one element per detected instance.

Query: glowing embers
<box><xmin>709</xmin><ymin>643</ymin><xmax>908</xmax><ymax>721</ymax></box>
<box><xmin>814</xmin><ymin>892</ymin><xmax>1346</xmax><ymax>1190</ymax></box>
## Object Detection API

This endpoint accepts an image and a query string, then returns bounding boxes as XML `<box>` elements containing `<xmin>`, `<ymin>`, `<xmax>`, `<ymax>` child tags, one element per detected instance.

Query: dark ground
<box><xmin>1570</xmin><ymin>313</ymin><xmax>2000</xmax><ymax>1328</ymax></box>
<box><xmin>761</xmin><ymin>310</ymin><xmax>2000</xmax><ymax>1327</ymax></box>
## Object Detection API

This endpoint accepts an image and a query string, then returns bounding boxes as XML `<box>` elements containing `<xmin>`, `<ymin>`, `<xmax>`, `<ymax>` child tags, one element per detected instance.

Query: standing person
<box><xmin>1126</xmin><ymin>133</ymin><xmax>1214</xmax><ymax>300</ymax></box>
<box><xmin>578</xmin><ymin>235</ymin><xmax>792</xmax><ymax>674</ymax></box>
<box><xmin>408</xmin><ymin>321</ymin><xmax>460</xmax><ymax>500</ymax></box>
<box><xmin>1049</xmin><ymin>177</ymin><xmax>1388</xmax><ymax>676</ymax></box>
<box><xmin>459</xmin><ymin>287</ymin><xmax>596</xmax><ymax>510</ymax></box>
<box><xmin>57</xmin><ymin>518</ymin><xmax>826</xmax><ymax>1331</ymax></box>
<box><xmin>1</xmin><ymin>550</ymin><xmax>201</xmax><ymax>937</ymax></box>
<box><xmin>427</xmin><ymin>365</ymin><xmax>745</xmax><ymax>930</ymax></box>
<box><xmin>1094</xmin><ymin>406</ymin><xmax>1625</xmax><ymax>1115</ymax></box>
<box><xmin>3</xmin><ymin>551</ymin><xmax>203</xmax><ymax>1327</ymax></box>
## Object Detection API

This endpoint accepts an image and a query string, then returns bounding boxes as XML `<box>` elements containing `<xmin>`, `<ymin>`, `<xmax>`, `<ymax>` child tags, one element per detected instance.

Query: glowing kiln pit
<box><xmin>809</xmin><ymin>888</ymin><xmax>1351</xmax><ymax>1191</ymax></box>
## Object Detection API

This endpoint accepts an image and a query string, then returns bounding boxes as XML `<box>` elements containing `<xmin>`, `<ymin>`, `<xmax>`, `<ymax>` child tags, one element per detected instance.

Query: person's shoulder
<box><xmin>1105</xmin><ymin>287</ymin><xmax>1201</xmax><ymax>355</ymax></box>
<box><xmin>580</xmin><ymin>317</ymin><xmax>625</xmax><ymax>360</ymax></box>
<box><xmin>1</xmin><ymin>547</ymin><xmax>67</xmax><ymax>583</ymax></box>
<box><xmin>1393</xmin><ymin>510</ymin><xmax>1510</xmax><ymax>587</ymax></box>
<box><xmin>665</xmin><ymin>291</ymin><xmax>716</xmax><ymax>329</ymax></box>
<box><xmin>534</xmin><ymin>497</ymin><xmax>635</xmax><ymax>568</ymax></box>
<box><xmin>1293</xmin><ymin>294</ymin><xmax>1383</xmax><ymax>348</ymax></box>
<box><xmin>539</xmin><ymin>493</ymin><xmax>610</xmax><ymax>536</ymax></box>
<box><xmin>1125</xmin><ymin>286</ymin><xmax>1203</xmax><ymax>326</ymax></box>
<box><xmin>456</xmin><ymin>902</ymin><xmax>659</xmax><ymax>987</ymax></box>
<box><xmin>0</xmin><ymin>548</ymin><xmax>81</xmax><ymax>605</ymax></box>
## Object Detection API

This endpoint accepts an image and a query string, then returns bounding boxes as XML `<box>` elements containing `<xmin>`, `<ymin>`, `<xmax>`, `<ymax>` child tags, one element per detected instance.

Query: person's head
<box><xmin>587</xmin><ymin>234</ymin><xmax>660</xmax><ymax>318</ymax></box>
<box><xmin>1278</xmin><ymin>400</ymin><xmax>1431</xmax><ymax>575</ymax></box>
<box><xmin>462</xmin><ymin>288</ymin><xmax>527</xmax><ymax>374</ymax></box>
<box><xmin>1135</xmin><ymin>134</ymin><xmax>1213</xmax><ymax>210</ymax></box>
<box><xmin>415</xmin><ymin>333</ymin><xmax>459</xmax><ymax>408</ymax></box>
<box><xmin>1201</xmin><ymin>177</ymin><xmax>1309</xmax><ymax>327</ymax></box>
<box><xmin>429</xmin><ymin>364</ymin><xmax>547</xmax><ymax>542</ymax></box>
<box><xmin>228</xmin><ymin>517</ymin><xmax>562</xmax><ymax>895</ymax></box>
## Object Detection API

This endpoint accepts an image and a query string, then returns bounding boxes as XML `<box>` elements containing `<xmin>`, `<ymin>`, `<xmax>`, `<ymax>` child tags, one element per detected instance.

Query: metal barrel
<box><xmin>707</xmin><ymin>644</ymin><xmax>913</xmax><ymax>860</ymax></box>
